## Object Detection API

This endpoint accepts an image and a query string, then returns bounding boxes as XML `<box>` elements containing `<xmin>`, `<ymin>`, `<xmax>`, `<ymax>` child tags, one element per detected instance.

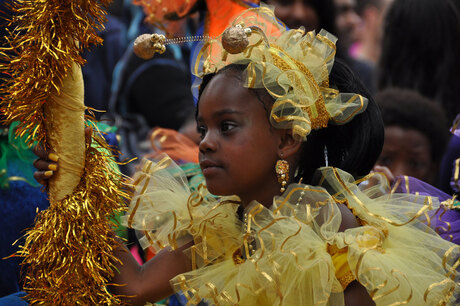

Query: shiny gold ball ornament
<box><xmin>222</xmin><ymin>24</ymin><xmax>251</xmax><ymax>54</ymax></box>
<box><xmin>133</xmin><ymin>33</ymin><xmax>166</xmax><ymax>60</ymax></box>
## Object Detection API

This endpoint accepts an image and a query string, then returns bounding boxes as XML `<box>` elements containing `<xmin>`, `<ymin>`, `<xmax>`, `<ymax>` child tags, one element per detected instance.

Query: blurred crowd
<box><xmin>91</xmin><ymin>0</ymin><xmax>460</xmax><ymax>191</ymax></box>
<box><xmin>1</xmin><ymin>0</ymin><xmax>460</xmax><ymax>299</ymax></box>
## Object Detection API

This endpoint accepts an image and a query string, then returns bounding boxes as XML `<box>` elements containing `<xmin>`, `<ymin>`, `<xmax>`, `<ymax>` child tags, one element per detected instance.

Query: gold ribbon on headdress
<box><xmin>266</xmin><ymin>45</ymin><xmax>331</xmax><ymax>130</ymax></box>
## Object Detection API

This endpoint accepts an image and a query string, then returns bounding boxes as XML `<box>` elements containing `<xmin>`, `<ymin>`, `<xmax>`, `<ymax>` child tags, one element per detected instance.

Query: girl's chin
<box><xmin>204</xmin><ymin>182</ymin><xmax>234</xmax><ymax>197</ymax></box>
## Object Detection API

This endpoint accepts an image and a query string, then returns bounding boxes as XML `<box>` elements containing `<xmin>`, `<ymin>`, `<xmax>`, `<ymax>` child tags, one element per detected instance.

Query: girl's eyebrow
<box><xmin>213</xmin><ymin>109</ymin><xmax>243</xmax><ymax>117</ymax></box>
<box><xmin>197</xmin><ymin>109</ymin><xmax>244</xmax><ymax>121</ymax></box>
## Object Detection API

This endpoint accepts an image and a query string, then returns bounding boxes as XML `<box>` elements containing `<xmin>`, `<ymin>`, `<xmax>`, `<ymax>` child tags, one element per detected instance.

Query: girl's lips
<box><xmin>202</xmin><ymin>166</ymin><xmax>221</xmax><ymax>176</ymax></box>
<box><xmin>200</xmin><ymin>160</ymin><xmax>222</xmax><ymax>176</ymax></box>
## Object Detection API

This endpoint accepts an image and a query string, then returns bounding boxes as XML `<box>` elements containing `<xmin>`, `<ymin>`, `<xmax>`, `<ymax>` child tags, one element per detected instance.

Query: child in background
<box><xmin>375</xmin><ymin>87</ymin><xmax>449</xmax><ymax>186</ymax></box>
<box><xmin>373</xmin><ymin>90</ymin><xmax>458</xmax><ymax>244</ymax></box>
<box><xmin>34</xmin><ymin>6</ymin><xmax>459</xmax><ymax>305</ymax></box>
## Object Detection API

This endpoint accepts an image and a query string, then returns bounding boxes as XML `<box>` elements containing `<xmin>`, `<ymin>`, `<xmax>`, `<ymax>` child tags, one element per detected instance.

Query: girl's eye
<box><xmin>221</xmin><ymin>122</ymin><xmax>236</xmax><ymax>133</ymax></box>
<box><xmin>197</xmin><ymin>125</ymin><xmax>207</xmax><ymax>139</ymax></box>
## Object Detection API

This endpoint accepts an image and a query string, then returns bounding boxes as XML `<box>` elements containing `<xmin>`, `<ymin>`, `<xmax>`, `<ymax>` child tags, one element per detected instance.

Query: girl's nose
<box><xmin>199</xmin><ymin>131</ymin><xmax>218</xmax><ymax>153</ymax></box>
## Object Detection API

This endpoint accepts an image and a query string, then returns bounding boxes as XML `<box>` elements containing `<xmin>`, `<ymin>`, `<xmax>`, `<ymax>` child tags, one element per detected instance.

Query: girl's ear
<box><xmin>277</xmin><ymin>130</ymin><xmax>302</xmax><ymax>158</ymax></box>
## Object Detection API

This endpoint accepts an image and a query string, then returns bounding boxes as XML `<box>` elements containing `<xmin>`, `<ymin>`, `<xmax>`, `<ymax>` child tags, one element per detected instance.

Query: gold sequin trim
<box><xmin>269</xmin><ymin>45</ymin><xmax>330</xmax><ymax>130</ymax></box>
<box><xmin>338</xmin><ymin>271</ymin><xmax>356</xmax><ymax>290</ymax></box>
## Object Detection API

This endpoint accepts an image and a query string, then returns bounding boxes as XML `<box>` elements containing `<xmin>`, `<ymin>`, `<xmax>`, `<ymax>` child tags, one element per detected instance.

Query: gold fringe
<box><xmin>0</xmin><ymin>0</ymin><xmax>134</xmax><ymax>303</ymax></box>
<box><xmin>17</xmin><ymin>131</ymin><xmax>130</xmax><ymax>304</ymax></box>
<box><xmin>0</xmin><ymin>0</ymin><xmax>110</xmax><ymax>146</ymax></box>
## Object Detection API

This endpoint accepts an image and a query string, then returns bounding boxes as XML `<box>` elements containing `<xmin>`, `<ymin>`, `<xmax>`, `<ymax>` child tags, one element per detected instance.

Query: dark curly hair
<box><xmin>375</xmin><ymin>87</ymin><xmax>450</xmax><ymax>164</ymax></box>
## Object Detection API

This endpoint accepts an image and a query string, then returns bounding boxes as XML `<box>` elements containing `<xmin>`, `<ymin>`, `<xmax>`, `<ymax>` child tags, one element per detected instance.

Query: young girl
<box><xmin>34</xmin><ymin>6</ymin><xmax>459</xmax><ymax>305</ymax></box>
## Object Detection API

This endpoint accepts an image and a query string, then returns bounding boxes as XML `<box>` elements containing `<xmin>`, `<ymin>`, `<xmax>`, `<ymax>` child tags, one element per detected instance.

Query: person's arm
<box><xmin>109</xmin><ymin>239</ymin><xmax>193</xmax><ymax>305</ymax></box>
<box><xmin>344</xmin><ymin>280</ymin><xmax>375</xmax><ymax>306</ymax></box>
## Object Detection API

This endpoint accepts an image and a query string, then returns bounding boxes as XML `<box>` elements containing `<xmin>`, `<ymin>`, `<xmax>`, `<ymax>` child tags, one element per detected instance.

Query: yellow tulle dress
<box><xmin>122</xmin><ymin>155</ymin><xmax>460</xmax><ymax>305</ymax></box>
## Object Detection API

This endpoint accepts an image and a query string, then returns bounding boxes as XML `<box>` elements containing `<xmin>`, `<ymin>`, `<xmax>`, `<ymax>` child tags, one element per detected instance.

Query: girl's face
<box><xmin>197</xmin><ymin>71</ymin><xmax>282</xmax><ymax>205</ymax></box>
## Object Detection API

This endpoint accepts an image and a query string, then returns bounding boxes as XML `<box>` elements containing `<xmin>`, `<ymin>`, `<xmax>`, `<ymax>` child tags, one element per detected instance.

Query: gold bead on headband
<box><xmin>133</xmin><ymin>33</ymin><xmax>166</xmax><ymax>59</ymax></box>
<box><xmin>222</xmin><ymin>24</ymin><xmax>250</xmax><ymax>54</ymax></box>
<box><xmin>221</xmin><ymin>24</ymin><xmax>270</xmax><ymax>54</ymax></box>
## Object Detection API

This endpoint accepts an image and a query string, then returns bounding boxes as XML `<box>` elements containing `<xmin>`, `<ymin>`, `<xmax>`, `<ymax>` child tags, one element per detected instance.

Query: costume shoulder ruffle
<box><xmin>123</xmin><ymin>156</ymin><xmax>459</xmax><ymax>305</ymax></box>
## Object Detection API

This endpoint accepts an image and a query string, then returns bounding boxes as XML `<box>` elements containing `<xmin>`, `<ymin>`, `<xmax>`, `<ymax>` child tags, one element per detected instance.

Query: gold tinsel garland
<box><xmin>0</xmin><ymin>0</ymin><xmax>110</xmax><ymax>146</ymax></box>
<box><xmin>0</xmin><ymin>0</ymin><xmax>131</xmax><ymax>304</ymax></box>
<box><xmin>17</xmin><ymin>132</ymin><xmax>129</xmax><ymax>304</ymax></box>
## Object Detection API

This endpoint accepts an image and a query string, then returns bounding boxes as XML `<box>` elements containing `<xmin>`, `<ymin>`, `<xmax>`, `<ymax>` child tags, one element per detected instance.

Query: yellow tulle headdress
<box><xmin>194</xmin><ymin>5</ymin><xmax>368</xmax><ymax>141</ymax></box>
<box><xmin>134</xmin><ymin>5</ymin><xmax>368</xmax><ymax>141</ymax></box>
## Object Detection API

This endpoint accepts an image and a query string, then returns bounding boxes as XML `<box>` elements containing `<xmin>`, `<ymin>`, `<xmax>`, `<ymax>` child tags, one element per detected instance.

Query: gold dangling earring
<box><xmin>275</xmin><ymin>159</ymin><xmax>289</xmax><ymax>193</ymax></box>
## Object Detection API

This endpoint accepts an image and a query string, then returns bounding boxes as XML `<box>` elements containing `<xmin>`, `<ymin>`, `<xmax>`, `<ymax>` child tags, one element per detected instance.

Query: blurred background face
<box><xmin>351</xmin><ymin>0</ymin><xmax>393</xmax><ymax>64</ymax></box>
<box><xmin>334</xmin><ymin>0</ymin><xmax>361</xmax><ymax>49</ymax></box>
<box><xmin>377</xmin><ymin>126</ymin><xmax>435</xmax><ymax>184</ymax></box>
<box><xmin>266</xmin><ymin>0</ymin><xmax>319</xmax><ymax>31</ymax></box>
